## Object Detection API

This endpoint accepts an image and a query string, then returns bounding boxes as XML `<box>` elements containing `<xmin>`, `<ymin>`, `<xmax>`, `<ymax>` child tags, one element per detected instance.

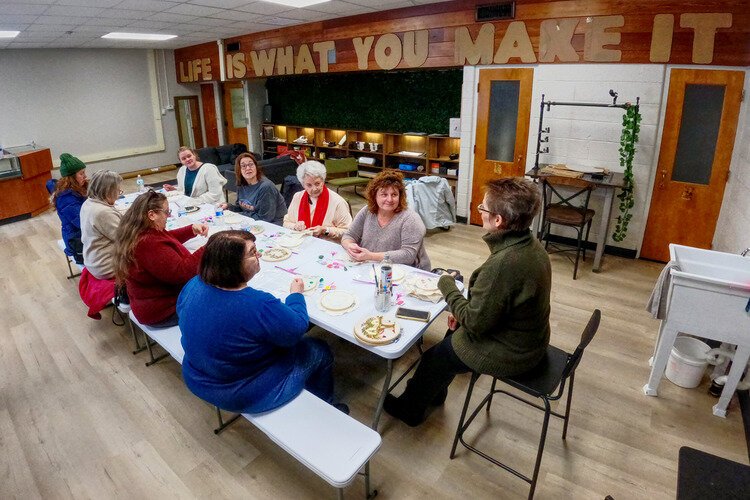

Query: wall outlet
<box><xmin>449</xmin><ymin>118</ymin><xmax>460</xmax><ymax>138</ymax></box>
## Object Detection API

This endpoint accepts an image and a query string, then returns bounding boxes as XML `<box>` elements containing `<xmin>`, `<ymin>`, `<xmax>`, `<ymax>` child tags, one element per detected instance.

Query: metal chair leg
<box><xmin>562</xmin><ymin>373</ymin><xmax>575</xmax><ymax>440</ymax></box>
<box><xmin>450</xmin><ymin>372</ymin><xmax>480</xmax><ymax>458</ymax></box>
<box><xmin>213</xmin><ymin>406</ymin><xmax>242</xmax><ymax>434</ymax></box>
<box><xmin>486</xmin><ymin>378</ymin><xmax>498</xmax><ymax>411</ymax></box>
<box><xmin>527</xmin><ymin>398</ymin><xmax>553</xmax><ymax>500</ymax></box>
<box><xmin>127</xmin><ymin>315</ymin><xmax>146</xmax><ymax>354</ymax></box>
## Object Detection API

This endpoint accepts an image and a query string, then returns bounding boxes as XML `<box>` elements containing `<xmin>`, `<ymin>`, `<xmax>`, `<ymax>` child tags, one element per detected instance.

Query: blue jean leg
<box><xmin>288</xmin><ymin>337</ymin><xmax>334</xmax><ymax>404</ymax></box>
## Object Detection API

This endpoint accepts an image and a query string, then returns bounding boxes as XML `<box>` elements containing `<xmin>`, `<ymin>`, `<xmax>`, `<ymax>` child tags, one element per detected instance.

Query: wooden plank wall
<box><xmin>174</xmin><ymin>0</ymin><xmax>749</xmax><ymax>83</ymax></box>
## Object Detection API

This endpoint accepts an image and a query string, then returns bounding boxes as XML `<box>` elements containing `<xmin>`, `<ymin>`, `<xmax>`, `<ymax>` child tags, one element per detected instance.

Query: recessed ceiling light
<box><xmin>258</xmin><ymin>0</ymin><xmax>330</xmax><ymax>7</ymax></box>
<box><xmin>0</xmin><ymin>31</ymin><xmax>21</xmax><ymax>39</ymax></box>
<box><xmin>102</xmin><ymin>32</ymin><xmax>177</xmax><ymax>41</ymax></box>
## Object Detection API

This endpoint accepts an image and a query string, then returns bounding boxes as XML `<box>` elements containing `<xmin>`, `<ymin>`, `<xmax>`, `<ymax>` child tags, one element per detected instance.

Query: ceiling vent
<box><xmin>476</xmin><ymin>2</ymin><xmax>515</xmax><ymax>22</ymax></box>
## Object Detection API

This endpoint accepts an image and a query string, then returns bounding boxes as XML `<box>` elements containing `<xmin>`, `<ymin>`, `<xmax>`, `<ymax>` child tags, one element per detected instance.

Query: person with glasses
<box><xmin>113</xmin><ymin>190</ymin><xmax>209</xmax><ymax>327</ymax></box>
<box><xmin>164</xmin><ymin>146</ymin><xmax>226</xmax><ymax>204</ymax></box>
<box><xmin>177</xmin><ymin>230</ymin><xmax>346</xmax><ymax>415</ymax></box>
<box><xmin>79</xmin><ymin>170</ymin><xmax>124</xmax><ymax>280</ymax></box>
<box><xmin>384</xmin><ymin>177</ymin><xmax>551</xmax><ymax>426</ymax></box>
<box><xmin>219</xmin><ymin>152</ymin><xmax>286</xmax><ymax>225</ymax></box>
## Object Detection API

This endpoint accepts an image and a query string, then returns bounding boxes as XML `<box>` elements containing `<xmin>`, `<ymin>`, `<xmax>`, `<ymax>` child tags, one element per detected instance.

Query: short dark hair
<box><xmin>199</xmin><ymin>230</ymin><xmax>256</xmax><ymax>288</ymax></box>
<box><xmin>484</xmin><ymin>177</ymin><xmax>541</xmax><ymax>231</ymax></box>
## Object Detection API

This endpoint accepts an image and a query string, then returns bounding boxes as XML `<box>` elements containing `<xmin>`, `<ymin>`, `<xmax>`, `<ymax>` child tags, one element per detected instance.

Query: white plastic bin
<box><xmin>665</xmin><ymin>336</ymin><xmax>711</xmax><ymax>388</ymax></box>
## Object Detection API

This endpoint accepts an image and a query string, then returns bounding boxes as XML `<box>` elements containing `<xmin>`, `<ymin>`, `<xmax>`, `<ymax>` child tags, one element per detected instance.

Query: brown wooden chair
<box><xmin>539</xmin><ymin>176</ymin><xmax>596</xmax><ymax>279</ymax></box>
<box><xmin>450</xmin><ymin>309</ymin><xmax>601</xmax><ymax>500</ymax></box>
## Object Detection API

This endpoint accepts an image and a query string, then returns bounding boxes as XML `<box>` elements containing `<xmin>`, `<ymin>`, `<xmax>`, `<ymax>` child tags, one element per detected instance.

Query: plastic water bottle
<box><xmin>136</xmin><ymin>174</ymin><xmax>145</xmax><ymax>192</ymax></box>
<box><xmin>215</xmin><ymin>206</ymin><xmax>224</xmax><ymax>226</ymax></box>
<box><xmin>177</xmin><ymin>206</ymin><xmax>187</xmax><ymax>218</ymax></box>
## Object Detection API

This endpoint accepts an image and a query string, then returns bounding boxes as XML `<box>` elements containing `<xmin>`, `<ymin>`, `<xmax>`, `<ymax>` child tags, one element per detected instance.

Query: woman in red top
<box><xmin>113</xmin><ymin>190</ymin><xmax>208</xmax><ymax>326</ymax></box>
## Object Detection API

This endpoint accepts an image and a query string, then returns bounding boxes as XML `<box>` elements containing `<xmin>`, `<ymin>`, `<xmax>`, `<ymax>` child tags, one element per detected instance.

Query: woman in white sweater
<box><xmin>283</xmin><ymin>161</ymin><xmax>352</xmax><ymax>239</ymax></box>
<box><xmin>80</xmin><ymin>170</ymin><xmax>123</xmax><ymax>280</ymax></box>
<box><xmin>164</xmin><ymin>146</ymin><xmax>226</xmax><ymax>204</ymax></box>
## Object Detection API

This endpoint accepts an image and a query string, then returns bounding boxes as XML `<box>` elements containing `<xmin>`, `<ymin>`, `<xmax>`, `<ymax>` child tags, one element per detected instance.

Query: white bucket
<box><xmin>665</xmin><ymin>336</ymin><xmax>710</xmax><ymax>388</ymax></box>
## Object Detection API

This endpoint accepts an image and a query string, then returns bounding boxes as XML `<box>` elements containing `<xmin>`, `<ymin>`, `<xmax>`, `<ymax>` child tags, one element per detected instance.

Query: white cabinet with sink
<box><xmin>644</xmin><ymin>244</ymin><xmax>750</xmax><ymax>417</ymax></box>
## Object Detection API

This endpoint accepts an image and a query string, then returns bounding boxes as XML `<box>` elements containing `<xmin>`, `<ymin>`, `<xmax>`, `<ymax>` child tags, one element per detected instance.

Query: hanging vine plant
<box><xmin>612</xmin><ymin>105</ymin><xmax>642</xmax><ymax>242</ymax></box>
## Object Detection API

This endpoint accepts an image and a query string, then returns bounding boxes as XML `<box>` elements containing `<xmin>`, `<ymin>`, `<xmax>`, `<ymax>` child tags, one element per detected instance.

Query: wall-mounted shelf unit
<box><xmin>262</xmin><ymin>124</ymin><xmax>460</xmax><ymax>184</ymax></box>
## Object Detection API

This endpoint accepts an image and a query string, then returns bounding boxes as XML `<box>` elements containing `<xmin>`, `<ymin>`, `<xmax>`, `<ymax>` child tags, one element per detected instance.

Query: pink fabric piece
<box><xmin>78</xmin><ymin>268</ymin><xmax>115</xmax><ymax>320</ymax></box>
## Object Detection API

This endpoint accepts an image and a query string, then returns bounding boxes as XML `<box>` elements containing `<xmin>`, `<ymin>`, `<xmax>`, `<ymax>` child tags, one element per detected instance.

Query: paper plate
<box><xmin>183</xmin><ymin>205</ymin><xmax>199</xmax><ymax>213</ymax></box>
<box><xmin>302</xmin><ymin>275</ymin><xmax>320</xmax><ymax>292</ymax></box>
<box><xmin>260</xmin><ymin>247</ymin><xmax>292</xmax><ymax>262</ymax></box>
<box><xmin>370</xmin><ymin>265</ymin><xmax>406</xmax><ymax>283</ymax></box>
<box><xmin>277</xmin><ymin>234</ymin><xmax>305</xmax><ymax>248</ymax></box>
<box><xmin>222</xmin><ymin>211</ymin><xmax>243</xmax><ymax>224</ymax></box>
<box><xmin>249</xmin><ymin>225</ymin><xmax>264</xmax><ymax>234</ymax></box>
<box><xmin>407</xmin><ymin>274</ymin><xmax>439</xmax><ymax>292</ymax></box>
<box><xmin>320</xmin><ymin>290</ymin><xmax>356</xmax><ymax>311</ymax></box>
<box><xmin>354</xmin><ymin>315</ymin><xmax>400</xmax><ymax>345</ymax></box>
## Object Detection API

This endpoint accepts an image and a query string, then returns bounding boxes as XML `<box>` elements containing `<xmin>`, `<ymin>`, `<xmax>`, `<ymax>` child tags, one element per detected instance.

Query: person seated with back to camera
<box><xmin>113</xmin><ymin>190</ymin><xmax>208</xmax><ymax>327</ymax></box>
<box><xmin>178</xmin><ymin>230</ymin><xmax>347</xmax><ymax>414</ymax></box>
<box><xmin>164</xmin><ymin>146</ymin><xmax>226</xmax><ymax>205</ymax></box>
<box><xmin>341</xmin><ymin>170</ymin><xmax>431</xmax><ymax>270</ymax></box>
<box><xmin>384</xmin><ymin>178</ymin><xmax>552</xmax><ymax>427</ymax></box>
<box><xmin>77</xmin><ymin>169</ymin><xmax>125</xmax><ymax>319</ymax></box>
<box><xmin>219</xmin><ymin>152</ymin><xmax>287</xmax><ymax>225</ymax></box>
<box><xmin>283</xmin><ymin>160</ymin><xmax>352</xmax><ymax>239</ymax></box>
<box><xmin>52</xmin><ymin>153</ymin><xmax>88</xmax><ymax>264</ymax></box>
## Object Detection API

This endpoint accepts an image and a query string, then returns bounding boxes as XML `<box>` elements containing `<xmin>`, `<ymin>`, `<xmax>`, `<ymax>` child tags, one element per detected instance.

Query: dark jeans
<box><xmin>148</xmin><ymin>311</ymin><xmax>179</xmax><ymax>328</ymax></box>
<box><xmin>398</xmin><ymin>330</ymin><xmax>470</xmax><ymax>415</ymax></box>
<box><xmin>287</xmin><ymin>337</ymin><xmax>334</xmax><ymax>404</ymax></box>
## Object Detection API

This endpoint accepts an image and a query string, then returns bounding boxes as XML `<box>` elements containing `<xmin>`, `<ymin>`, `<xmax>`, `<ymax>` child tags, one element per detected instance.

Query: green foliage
<box><xmin>266</xmin><ymin>69</ymin><xmax>462</xmax><ymax>134</ymax></box>
<box><xmin>612</xmin><ymin>106</ymin><xmax>642</xmax><ymax>242</ymax></box>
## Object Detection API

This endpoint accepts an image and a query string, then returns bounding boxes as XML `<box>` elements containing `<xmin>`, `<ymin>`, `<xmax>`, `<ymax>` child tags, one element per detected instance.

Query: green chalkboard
<box><xmin>266</xmin><ymin>69</ymin><xmax>463</xmax><ymax>134</ymax></box>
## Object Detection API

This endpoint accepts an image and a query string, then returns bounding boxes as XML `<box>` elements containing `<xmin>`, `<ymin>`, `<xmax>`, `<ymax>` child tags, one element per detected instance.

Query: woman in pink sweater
<box><xmin>113</xmin><ymin>190</ymin><xmax>208</xmax><ymax>326</ymax></box>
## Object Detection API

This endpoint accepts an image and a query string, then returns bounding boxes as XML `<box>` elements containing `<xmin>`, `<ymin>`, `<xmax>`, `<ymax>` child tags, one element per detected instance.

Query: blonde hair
<box><xmin>113</xmin><ymin>190</ymin><xmax>167</xmax><ymax>284</ymax></box>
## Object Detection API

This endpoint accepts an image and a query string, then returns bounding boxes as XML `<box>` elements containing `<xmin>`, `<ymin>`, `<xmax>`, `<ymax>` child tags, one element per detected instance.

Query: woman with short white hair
<box><xmin>283</xmin><ymin>160</ymin><xmax>352</xmax><ymax>239</ymax></box>
<box><xmin>80</xmin><ymin>169</ymin><xmax>123</xmax><ymax>280</ymax></box>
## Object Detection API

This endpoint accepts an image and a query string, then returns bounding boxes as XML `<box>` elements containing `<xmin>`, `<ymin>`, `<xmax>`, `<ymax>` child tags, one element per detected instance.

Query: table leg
<box><xmin>713</xmin><ymin>346</ymin><xmax>750</xmax><ymax>418</ymax></box>
<box><xmin>593</xmin><ymin>187</ymin><xmax>615</xmax><ymax>272</ymax></box>
<box><xmin>643</xmin><ymin>323</ymin><xmax>679</xmax><ymax>396</ymax></box>
<box><xmin>371</xmin><ymin>359</ymin><xmax>393</xmax><ymax>430</ymax></box>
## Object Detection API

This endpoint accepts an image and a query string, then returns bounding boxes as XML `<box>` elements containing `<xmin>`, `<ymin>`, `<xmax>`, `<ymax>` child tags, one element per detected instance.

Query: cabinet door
<box><xmin>471</xmin><ymin>68</ymin><xmax>533</xmax><ymax>226</ymax></box>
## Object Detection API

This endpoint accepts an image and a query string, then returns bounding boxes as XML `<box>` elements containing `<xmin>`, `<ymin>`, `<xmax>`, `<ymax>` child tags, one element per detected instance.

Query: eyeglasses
<box><xmin>240</xmin><ymin>163</ymin><xmax>256</xmax><ymax>169</ymax></box>
<box><xmin>152</xmin><ymin>208</ymin><xmax>172</xmax><ymax>216</ymax></box>
<box><xmin>477</xmin><ymin>203</ymin><xmax>492</xmax><ymax>214</ymax></box>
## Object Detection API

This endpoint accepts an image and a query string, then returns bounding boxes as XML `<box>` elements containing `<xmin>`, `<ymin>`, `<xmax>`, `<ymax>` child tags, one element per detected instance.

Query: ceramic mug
<box><xmin>356</xmin><ymin>141</ymin><xmax>365</xmax><ymax>150</ymax></box>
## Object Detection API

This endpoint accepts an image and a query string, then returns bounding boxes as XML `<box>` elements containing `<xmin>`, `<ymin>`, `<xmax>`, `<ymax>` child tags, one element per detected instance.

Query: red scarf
<box><xmin>298</xmin><ymin>186</ymin><xmax>330</xmax><ymax>228</ymax></box>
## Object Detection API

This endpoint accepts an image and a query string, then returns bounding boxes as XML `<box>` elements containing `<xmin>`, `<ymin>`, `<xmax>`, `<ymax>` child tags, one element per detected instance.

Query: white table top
<box><xmin>184</xmin><ymin>203</ymin><xmax>452</xmax><ymax>360</ymax></box>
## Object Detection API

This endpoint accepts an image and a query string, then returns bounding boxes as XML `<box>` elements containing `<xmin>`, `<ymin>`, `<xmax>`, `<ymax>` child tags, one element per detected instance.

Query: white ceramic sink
<box><xmin>670</xmin><ymin>244</ymin><xmax>750</xmax><ymax>292</ymax></box>
<box><xmin>644</xmin><ymin>244</ymin><xmax>750</xmax><ymax>417</ymax></box>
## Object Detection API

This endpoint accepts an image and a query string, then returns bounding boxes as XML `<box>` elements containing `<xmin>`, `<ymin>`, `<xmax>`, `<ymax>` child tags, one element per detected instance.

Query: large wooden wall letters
<box><xmin>174</xmin><ymin>1</ymin><xmax>749</xmax><ymax>83</ymax></box>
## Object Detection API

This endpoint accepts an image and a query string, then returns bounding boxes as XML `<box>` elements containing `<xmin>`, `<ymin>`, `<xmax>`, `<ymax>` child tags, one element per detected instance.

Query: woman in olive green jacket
<box><xmin>384</xmin><ymin>177</ymin><xmax>551</xmax><ymax>427</ymax></box>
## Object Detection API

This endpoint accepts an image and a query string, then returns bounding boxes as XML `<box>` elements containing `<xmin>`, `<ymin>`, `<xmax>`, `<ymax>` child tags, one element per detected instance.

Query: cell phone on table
<box><xmin>395</xmin><ymin>307</ymin><xmax>431</xmax><ymax>322</ymax></box>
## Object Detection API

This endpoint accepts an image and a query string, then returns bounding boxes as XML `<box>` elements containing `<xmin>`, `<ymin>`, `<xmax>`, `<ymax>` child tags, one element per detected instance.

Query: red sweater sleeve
<box><xmin>169</xmin><ymin>224</ymin><xmax>198</xmax><ymax>244</ymax></box>
<box><xmin>135</xmin><ymin>229</ymin><xmax>204</xmax><ymax>287</ymax></box>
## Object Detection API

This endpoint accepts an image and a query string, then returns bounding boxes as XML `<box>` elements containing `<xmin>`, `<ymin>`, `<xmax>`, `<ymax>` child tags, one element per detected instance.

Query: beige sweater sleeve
<box><xmin>283</xmin><ymin>192</ymin><xmax>303</xmax><ymax>229</ymax></box>
<box><xmin>325</xmin><ymin>196</ymin><xmax>352</xmax><ymax>239</ymax></box>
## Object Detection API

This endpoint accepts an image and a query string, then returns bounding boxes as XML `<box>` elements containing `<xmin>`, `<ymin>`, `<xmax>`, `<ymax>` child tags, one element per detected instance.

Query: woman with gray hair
<box><xmin>80</xmin><ymin>169</ymin><xmax>124</xmax><ymax>280</ymax></box>
<box><xmin>282</xmin><ymin>160</ymin><xmax>352</xmax><ymax>239</ymax></box>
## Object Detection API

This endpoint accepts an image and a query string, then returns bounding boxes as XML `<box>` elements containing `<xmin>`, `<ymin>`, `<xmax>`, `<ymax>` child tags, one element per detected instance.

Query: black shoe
<box><xmin>333</xmin><ymin>403</ymin><xmax>350</xmax><ymax>415</ymax></box>
<box><xmin>383</xmin><ymin>394</ymin><xmax>425</xmax><ymax>427</ymax></box>
<box><xmin>431</xmin><ymin>387</ymin><xmax>448</xmax><ymax>406</ymax></box>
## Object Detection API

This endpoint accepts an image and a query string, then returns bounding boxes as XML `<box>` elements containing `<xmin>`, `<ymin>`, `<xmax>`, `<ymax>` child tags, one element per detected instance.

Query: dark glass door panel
<box><xmin>672</xmin><ymin>84</ymin><xmax>725</xmax><ymax>185</ymax></box>
<box><xmin>486</xmin><ymin>80</ymin><xmax>520</xmax><ymax>163</ymax></box>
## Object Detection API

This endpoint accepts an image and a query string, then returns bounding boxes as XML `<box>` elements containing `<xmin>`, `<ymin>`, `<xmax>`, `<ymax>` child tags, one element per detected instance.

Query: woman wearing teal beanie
<box><xmin>52</xmin><ymin>153</ymin><xmax>88</xmax><ymax>264</ymax></box>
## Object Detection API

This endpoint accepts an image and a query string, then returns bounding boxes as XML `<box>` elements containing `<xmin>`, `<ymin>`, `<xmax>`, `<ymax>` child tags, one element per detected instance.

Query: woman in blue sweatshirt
<box><xmin>177</xmin><ymin>230</ymin><xmax>335</xmax><ymax>413</ymax></box>
<box><xmin>52</xmin><ymin>153</ymin><xmax>88</xmax><ymax>264</ymax></box>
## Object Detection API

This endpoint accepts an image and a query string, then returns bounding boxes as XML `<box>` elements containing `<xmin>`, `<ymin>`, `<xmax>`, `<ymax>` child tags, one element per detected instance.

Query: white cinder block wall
<box><xmin>713</xmin><ymin>69</ymin><xmax>750</xmax><ymax>253</ymax></box>
<box><xmin>457</xmin><ymin>64</ymin><xmax>664</xmax><ymax>251</ymax></box>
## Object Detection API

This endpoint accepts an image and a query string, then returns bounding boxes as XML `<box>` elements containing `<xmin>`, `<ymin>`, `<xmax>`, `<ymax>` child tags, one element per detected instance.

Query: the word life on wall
<box><xmin>178</xmin><ymin>12</ymin><xmax>734</xmax><ymax>83</ymax></box>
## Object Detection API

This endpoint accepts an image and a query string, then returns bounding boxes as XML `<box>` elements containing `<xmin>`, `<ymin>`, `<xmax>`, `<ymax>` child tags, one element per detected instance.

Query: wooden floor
<box><xmin>1</xmin><ymin>173</ymin><xmax>746</xmax><ymax>499</ymax></box>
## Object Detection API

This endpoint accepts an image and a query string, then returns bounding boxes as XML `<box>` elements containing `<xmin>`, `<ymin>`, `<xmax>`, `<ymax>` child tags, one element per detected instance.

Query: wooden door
<box><xmin>174</xmin><ymin>96</ymin><xmax>203</xmax><ymax>149</ymax></box>
<box><xmin>640</xmin><ymin>69</ymin><xmax>744</xmax><ymax>262</ymax></box>
<box><xmin>200</xmin><ymin>83</ymin><xmax>219</xmax><ymax>147</ymax></box>
<box><xmin>222</xmin><ymin>81</ymin><xmax>248</xmax><ymax>146</ymax></box>
<box><xmin>471</xmin><ymin>68</ymin><xmax>534</xmax><ymax>225</ymax></box>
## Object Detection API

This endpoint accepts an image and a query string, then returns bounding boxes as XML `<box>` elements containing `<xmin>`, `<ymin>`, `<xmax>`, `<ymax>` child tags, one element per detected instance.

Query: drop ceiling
<box><xmin>0</xmin><ymin>0</ymin><xmax>450</xmax><ymax>50</ymax></box>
